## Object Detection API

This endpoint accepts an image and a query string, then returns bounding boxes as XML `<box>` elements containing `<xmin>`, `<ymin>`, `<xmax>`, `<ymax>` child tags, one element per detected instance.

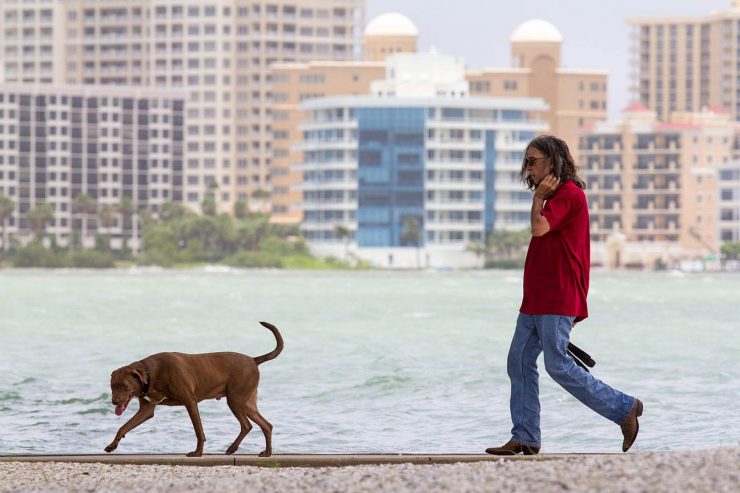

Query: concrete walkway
<box><xmin>0</xmin><ymin>453</ymin><xmax>607</xmax><ymax>467</ymax></box>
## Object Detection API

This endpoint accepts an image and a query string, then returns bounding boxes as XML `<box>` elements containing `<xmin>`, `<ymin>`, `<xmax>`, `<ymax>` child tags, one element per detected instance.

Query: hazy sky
<box><xmin>368</xmin><ymin>0</ymin><xmax>732</xmax><ymax>119</ymax></box>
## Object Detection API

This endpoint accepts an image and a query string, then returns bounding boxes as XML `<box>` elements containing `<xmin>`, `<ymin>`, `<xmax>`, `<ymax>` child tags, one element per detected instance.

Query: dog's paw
<box><xmin>186</xmin><ymin>450</ymin><xmax>203</xmax><ymax>457</ymax></box>
<box><xmin>104</xmin><ymin>443</ymin><xmax>117</xmax><ymax>453</ymax></box>
<box><xmin>225</xmin><ymin>445</ymin><xmax>238</xmax><ymax>455</ymax></box>
<box><xmin>258</xmin><ymin>450</ymin><xmax>272</xmax><ymax>457</ymax></box>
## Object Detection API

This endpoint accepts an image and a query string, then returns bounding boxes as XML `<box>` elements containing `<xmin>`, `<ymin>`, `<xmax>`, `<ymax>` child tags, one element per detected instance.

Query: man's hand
<box><xmin>534</xmin><ymin>175</ymin><xmax>560</xmax><ymax>200</ymax></box>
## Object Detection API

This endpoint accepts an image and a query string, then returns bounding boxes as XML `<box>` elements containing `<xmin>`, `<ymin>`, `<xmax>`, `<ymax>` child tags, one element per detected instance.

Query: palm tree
<box><xmin>99</xmin><ymin>204</ymin><xmax>116</xmax><ymax>250</ymax></box>
<box><xmin>0</xmin><ymin>193</ymin><xmax>14</xmax><ymax>256</ymax></box>
<box><xmin>201</xmin><ymin>181</ymin><xmax>218</xmax><ymax>217</ymax></box>
<box><xmin>400</xmin><ymin>216</ymin><xmax>422</xmax><ymax>268</ymax></box>
<box><xmin>27</xmin><ymin>203</ymin><xmax>54</xmax><ymax>242</ymax></box>
<box><xmin>251</xmin><ymin>188</ymin><xmax>271</xmax><ymax>214</ymax></box>
<box><xmin>233</xmin><ymin>198</ymin><xmax>248</xmax><ymax>219</ymax></box>
<box><xmin>159</xmin><ymin>201</ymin><xmax>189</xmax><ymax>223</ymax></box>
<box><xmin>72</xmin><ymin>193</ymin><xmax>97</xmax><ymax>249</ymax></box>
<box><xmin>333</xmin><ymin>224</ymin><xmax>351</xmax><ymax>261</ymax></box>
<box><xmin>117</xmin><ymin>197</ymin><xmax>136</xmax><ymax>254</ymax></box>
<box><xmin>487</xmin><ymin>229</ymin><xmax>530</xmax><ymax>260</ymax></box>
<box><xmin>465</xmin><ymin>241</ymin><xmax>487</xmax><ymax>266</ymax></box>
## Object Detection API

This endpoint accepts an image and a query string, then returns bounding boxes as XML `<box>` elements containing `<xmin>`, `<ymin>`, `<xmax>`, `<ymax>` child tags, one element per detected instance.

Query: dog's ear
<box><xmin>130</xmin><ymin>368</ymin><xmax>148</xmax><ymax>387</ymax></box>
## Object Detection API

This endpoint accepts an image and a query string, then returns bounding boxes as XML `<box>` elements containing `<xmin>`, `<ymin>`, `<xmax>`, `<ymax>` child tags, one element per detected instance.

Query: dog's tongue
<box><xmin>115</xmin><ymin>403</ymin><xmax>125</xmax><ymax>416</ymax></box>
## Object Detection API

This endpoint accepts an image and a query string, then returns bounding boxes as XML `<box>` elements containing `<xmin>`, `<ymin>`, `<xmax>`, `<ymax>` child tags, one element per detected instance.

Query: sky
<box><xmin>368</xmin><ymin>0</ymin><xmax>733</xmax><ymax>119</ymax></box>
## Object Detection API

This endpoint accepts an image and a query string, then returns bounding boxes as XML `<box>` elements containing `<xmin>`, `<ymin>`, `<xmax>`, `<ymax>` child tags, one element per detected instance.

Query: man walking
<box><xmin>486</xmin><ymin>135</ymin><xmax>642</xmax><ymax>455</ymax></box>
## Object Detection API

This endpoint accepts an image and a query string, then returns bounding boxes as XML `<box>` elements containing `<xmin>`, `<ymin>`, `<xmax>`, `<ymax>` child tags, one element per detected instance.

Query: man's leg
<box><xmin>535</xmin><ymin>315</ymin><xmax>635</xmax><ymax>424</ymax></box>
<box><xmin>506</xmin><ymin>313</ymin><xmax>543</xmax><ymax>447</ymax></box>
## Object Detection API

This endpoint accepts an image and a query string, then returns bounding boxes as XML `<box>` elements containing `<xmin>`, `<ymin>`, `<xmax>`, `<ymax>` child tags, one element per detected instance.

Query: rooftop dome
<box><xmin>510</xmin><ymin>19</ymin><xmax>563</xmax><ymax>43</ymax></box>
<box><xmin>365</xmin><ymin>12</ymin><xmax>419</xmax><ymax>37</ymax></box>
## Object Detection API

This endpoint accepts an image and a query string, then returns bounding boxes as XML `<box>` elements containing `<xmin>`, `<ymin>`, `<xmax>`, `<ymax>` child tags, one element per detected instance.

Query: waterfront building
<box><xmin>297</xmin><ymin>51</ymin><xmax>547</xmax><ymax>268</ymax></box>
<box><xmin>272</xmin><ymin>14</ymin><xmax>607</xmax><ymax>225</ymax></box>
<box><xmin>0</xmin><ymin>0</ymin><xmax>364</xmax><ymax>214</ymax></box>
<box><xmin>0</xmin><ymin>83</ymin><xmax>185</xmax><ymax>251</ymax></box>
<box><xmin>628</xmin><ymin>0</ymin><xmax>740</xmax><ymax>122</ymax></box>
<box><xmin>466</xmin><ymin>19</ymin><xmax>608</xmax><ymax>159</ymax></box>
<box><xmin>719</xmin><ymin>160</ymin><xmax>740</xmax><ymax>243</ymax></box>
<box><xmin>269</xmin><ymin>12</ymin><xmax>416</xmax><ymax>223</ymax></box>
<box><xmin>579</xmin><ymin>105</ymin><xmax>734</xmax><ymax>268</ymax></box>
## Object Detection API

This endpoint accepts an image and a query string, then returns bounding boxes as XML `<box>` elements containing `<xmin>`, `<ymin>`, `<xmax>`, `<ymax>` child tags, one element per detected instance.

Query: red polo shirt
<box><xmin>520</xmin><ymin>180</ymin><xmax>590</xmax><ymax>322</ymax></box>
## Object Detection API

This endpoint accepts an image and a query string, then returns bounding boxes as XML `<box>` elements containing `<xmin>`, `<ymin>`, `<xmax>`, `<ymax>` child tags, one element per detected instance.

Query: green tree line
<box><xmin>466</xmin><ymin>229</ymin><xmax>531</xmax><ymax>269</ymax></box>
<box><xmin>0</xmin><ymin>192</ymin><xmax>356</xmax><ymax>269</ymax></box>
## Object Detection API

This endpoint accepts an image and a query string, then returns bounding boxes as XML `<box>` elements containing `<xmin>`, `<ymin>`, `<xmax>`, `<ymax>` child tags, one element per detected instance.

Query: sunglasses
<box><xmin>524</xmin><ymin>156</ymin><xmax>549</xmax><ymax>166</ymax></box>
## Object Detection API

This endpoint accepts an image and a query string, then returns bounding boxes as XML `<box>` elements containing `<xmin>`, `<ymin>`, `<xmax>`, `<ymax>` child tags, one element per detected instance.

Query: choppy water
<box><xmin>0</xmin><ymin>268</ymin><xmax>738</xmax><ymax>455</ymax></box>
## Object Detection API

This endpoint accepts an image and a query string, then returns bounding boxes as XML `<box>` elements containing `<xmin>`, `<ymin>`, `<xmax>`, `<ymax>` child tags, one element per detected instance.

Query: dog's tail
<box><xmin>254</xmin><ymin>321</ymin><xmax>284</xmax><ymax>365</ymax></box>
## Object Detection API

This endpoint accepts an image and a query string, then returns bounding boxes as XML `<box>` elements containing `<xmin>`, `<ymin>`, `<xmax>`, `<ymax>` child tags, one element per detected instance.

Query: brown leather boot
<box><xmin>485</xmin><ymin>439</ymin><xmax>540</xmax><ymax>455</ymax></box>
<box><xmin>620</xmin><ymin>398</ymin><xmax>643</xmax><ymax>452</ymax></box>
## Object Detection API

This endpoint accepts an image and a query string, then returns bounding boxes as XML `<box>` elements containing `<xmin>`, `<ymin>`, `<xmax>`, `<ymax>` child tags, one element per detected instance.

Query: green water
<box><xmin>0</xmin><ymin>268</ymin><xmax>738</xmax><ymax>454</ymax></box>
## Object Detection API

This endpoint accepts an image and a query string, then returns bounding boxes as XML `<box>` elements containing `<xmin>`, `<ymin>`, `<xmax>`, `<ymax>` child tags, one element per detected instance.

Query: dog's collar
<box><xmin>140</xmin><ymin>368</ymin><xmax>151</xmax><ymax>399</ymax></box>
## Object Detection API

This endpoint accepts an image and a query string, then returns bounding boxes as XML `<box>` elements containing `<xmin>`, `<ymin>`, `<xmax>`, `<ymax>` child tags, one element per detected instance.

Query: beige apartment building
<box><xmin>0</xmin><ymin>0</ymin><xmax>364</xmax><ymax>214</ymax></box>
<box><xmin>269</xmin><ymin>14</ymin><xmax>609</xmax><ymax>224</ymax></box>
<box><xmin>579</xmin><ymin>105</ymin><xmax>735</xmax><ymax>268</ymax></box>
<box><xmin>269</xmin><ymin>12</ymin><xmax>415</xmax><ymax>223</ymax></box>
<box><xmin>467</xmin><ymin>19</ymin><xmax>608</xmax><ymax>155</ymax></box>
<box><xmin>628</xmin><ymin>0</ymin><xmax>740</xmax><ymax>122</ymax></box>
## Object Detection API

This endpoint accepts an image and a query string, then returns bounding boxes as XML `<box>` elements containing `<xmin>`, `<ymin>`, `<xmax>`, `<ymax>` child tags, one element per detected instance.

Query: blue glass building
<box><xmin>297</xmin><ymin>95</ymin><xmax>547</xmax><ymax>268</ymax></box>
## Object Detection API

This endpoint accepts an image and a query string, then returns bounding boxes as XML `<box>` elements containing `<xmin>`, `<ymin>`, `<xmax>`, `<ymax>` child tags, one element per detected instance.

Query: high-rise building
<box><xmin>579</xmin><ymin>105</ymin><xmax>734</xmax><ymax>268</ymax></box>
<box><xmin>0</xmin><ymin>0</ymin><xmax>365</xmax><ymax>214</ymax></box>
<box><xmin>719</xmin><ymin>160</ymin><xmax>740</xmax><ymax>243</ymax></box>
<box><xmin>0</xmin><ymin>83</ymin><xmax>185</xmax><ymax>250</ymax></box>
<box><xmin>467</xmin><ymin>19</ymin><xmax>608</xmax><ymax>157</ymax></box>
<box><xmin>628</xmin><ymin>0</ymin><xmax>740</xmax><ymax>122</ymax></box>
<box><xmin>271</xmin><ymin>14</ymin><xmax>608</xmax><ymax>225</ymax></box>
<box><xmin>269</xmin><ymin>12</ymin><xmax>416</xmax><ymax>223</ymax></box>
<box><xmin>297</xmin><ymin>51</ymin><xmax>548</xmax><ymax>268</ymax></box>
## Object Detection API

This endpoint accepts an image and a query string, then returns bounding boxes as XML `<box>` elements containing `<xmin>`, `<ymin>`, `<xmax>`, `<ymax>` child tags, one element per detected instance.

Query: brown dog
<box><xmin>105</xmin><ymin>321</ymin><xmax>283</xmax><ymax>457</ymax></box>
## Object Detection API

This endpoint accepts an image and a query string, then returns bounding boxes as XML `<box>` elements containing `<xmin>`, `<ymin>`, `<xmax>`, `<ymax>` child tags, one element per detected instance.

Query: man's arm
<box><xmin>531</xmin><ymin>175</ymin><xmax>560</xmax><ymax>237</ymax></box>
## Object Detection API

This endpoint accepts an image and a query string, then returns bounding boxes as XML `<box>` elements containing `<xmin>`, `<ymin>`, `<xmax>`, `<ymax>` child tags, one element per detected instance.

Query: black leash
<box><xmin>567</xmin><ymin>342</ymin><xmax>595</xmax><ymax>372</ymax></box>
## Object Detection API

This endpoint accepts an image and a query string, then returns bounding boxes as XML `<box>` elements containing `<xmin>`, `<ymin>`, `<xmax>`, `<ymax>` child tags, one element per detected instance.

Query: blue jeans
<box><xmin>507</xmin><ymin>313</ymin><xmax>635</xmax><ymax>447</ymax></box>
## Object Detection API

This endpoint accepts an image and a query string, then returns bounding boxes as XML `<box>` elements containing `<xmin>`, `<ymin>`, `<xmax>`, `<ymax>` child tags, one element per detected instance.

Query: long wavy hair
<box><xmin>520</xmin><ymin>135</ymin><xmax>586</xmax><ymax>191</ymax></box>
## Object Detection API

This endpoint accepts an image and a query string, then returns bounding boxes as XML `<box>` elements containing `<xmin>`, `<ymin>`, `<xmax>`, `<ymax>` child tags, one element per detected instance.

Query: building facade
<box><xmin>466</xmin><ymin>19</ymin><xmax>608</xmax><ymax>158</ymax></box>
<box><xmin>0</xmin><ymin>83</ymin><xmax>185</xmax><ymax>250</ymax></box>
<box><xmin>628</xmin><ymin>0</ymin><xmax>740</xmax><ymax>122</ymax></box>
<box><xmin>719</xmin><ymin>160</ymin><xmax>740</xmax><ymax>242</ymax></box>
<box><xmin>579</xmin><ymin>105</ymin><xmax>734</xmax><ymax>268</ymax></box>
<box><xmin>297</xmin><ymin>51</ymin><xmax>548</xmax><ymax>268</ymax></box>
<box><xmin>268</xmin><ymin>12</ymin><xmax>416</xmax><ymax>224</ymax></box>
<box><xmin>270</xmin><ymin>14</ymin><xmax>608</xmax><ymax>226</ymax></box>
<box><xmin>298</xmin><ymin>97</ymin><xmax>547</xmax><ymax>268</ymax></box>
<box><xmin>0</xmin><ymin>0</ymin><xmax>365</xmax><ymax>214</ymax></box>
<box><xmin>269</xmin><ymin>60</ymin><xmax>384</xmax><ymax>223</ymax></box>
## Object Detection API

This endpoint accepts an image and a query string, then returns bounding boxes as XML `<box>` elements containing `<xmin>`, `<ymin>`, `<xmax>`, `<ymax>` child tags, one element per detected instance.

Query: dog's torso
<box><xmin>138</xmin><ymin>351</ymin><xmax>259</xmax><ymax>406</ymax></box>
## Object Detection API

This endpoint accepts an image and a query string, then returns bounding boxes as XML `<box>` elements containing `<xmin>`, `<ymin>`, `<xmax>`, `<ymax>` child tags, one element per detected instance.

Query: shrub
<box><xmin>11</xmin><ymin>242</ymin><xmax>69</xmax><ymax>268</ymax></box>
<box><xmin>222</xmin><ymin>250</ymin><xmax>283</xmax><ymax>268</ymax></box>
<box><xmin>70</xmin><ymin>250</ymin><xmax>116</xmax><ymax>268</ymax></box>
<box><xmin>484</xmin><ymin>258</ymin><xmax>525</xmax><ymax>269</ymax></box>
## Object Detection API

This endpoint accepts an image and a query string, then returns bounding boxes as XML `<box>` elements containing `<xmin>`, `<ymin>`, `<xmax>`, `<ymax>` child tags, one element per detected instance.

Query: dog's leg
<box><xmin>104</xmin><ymin>404</ymin><xmax>155</xmax><ymax>453</ymax></box>
<box><xmin>184</xmin><ymin>402</ymin><xmax>206</xmax><ymax>457</ymax></box>
<box><xmin>225</xmin><ymin>397</ymin><xmax>253</xmax><ymax>455</ymax></box>
<box><xmin>246</xmin><ymin>407</ymin><xmax>273</xmax><ymax>457</ymax></box>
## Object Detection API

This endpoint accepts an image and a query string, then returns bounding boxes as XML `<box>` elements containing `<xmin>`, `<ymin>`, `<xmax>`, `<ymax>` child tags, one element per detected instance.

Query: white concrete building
<box><xmin>297</xmin><ymin>51</ymin><xmax>548</xmax><ymax>268</ymax></box>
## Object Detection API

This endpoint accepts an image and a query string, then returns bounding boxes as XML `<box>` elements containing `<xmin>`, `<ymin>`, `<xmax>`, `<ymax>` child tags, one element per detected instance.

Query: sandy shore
<box><xmin>1</xmin><ymin>449</ymin><xmax>738</xmax><ymax>493</ymax></box>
